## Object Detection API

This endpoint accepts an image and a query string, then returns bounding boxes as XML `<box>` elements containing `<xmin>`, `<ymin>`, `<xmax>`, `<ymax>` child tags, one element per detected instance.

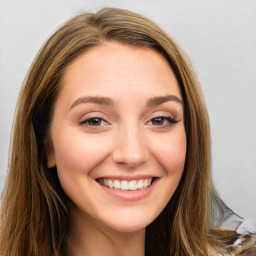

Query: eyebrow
<box><xmin>70</xmin><ymin>96</ymin><xmax>116</xmax><ymax>110</ymax></box>
<box><xmin>146</xmin><ymin>95</ymin><xmax>183</xmax><ymax>106</ymax></box>
<box><xmin>69</xmin><ymin>94</ymin><xmax>183</xmax><ymax>110</ymax></box>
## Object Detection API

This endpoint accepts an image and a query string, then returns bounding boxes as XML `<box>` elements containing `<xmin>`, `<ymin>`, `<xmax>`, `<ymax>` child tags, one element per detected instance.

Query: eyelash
<box><xmin>147</xmin><ymin>116</ymin><xmax>177</xmax><ymax>126</ymax></box>
<box><xmin>80</xmin><ymin>117</ymin><xmax>107</xmax><ymax>126</ymax></box>
<box><xmin>80</xmin><ymin>116</ymin><xmax>177</xmax><ymax>127</ymax></box>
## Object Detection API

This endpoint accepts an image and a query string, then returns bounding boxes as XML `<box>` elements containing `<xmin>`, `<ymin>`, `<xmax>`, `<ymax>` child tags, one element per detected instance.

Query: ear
<box><xmin>45</xmin><ymin>138</ymin><xmax>56</xmax><ymax>168</ymax></box>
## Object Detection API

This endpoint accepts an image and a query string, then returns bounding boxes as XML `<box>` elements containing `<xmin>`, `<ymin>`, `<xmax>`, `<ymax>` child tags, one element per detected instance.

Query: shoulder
<box><xmin>210</xmin><ymin>196</ymin><xmax>256</xmax><ymax>255</ymax></box>
<box><xmin>233</xmin><ymin>233</ymin><xmax>256</xmax><ymax>255</ymax></box>
<box><xmin>228</xmin><ymin>219</ymin><xmax>256</xmax><ymax>255</ymax></box>
<box><xmin>211</xmin><ymin>218</ymin><xmax>256</xmax><ymax>255</ymax></box>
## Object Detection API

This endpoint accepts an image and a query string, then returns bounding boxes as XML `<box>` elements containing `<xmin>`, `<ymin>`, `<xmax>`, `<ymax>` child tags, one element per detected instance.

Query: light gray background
<box><xmin>0</xmin><ymin>0</ymin><xmax>255</xmax><ymax>220</ymax></box>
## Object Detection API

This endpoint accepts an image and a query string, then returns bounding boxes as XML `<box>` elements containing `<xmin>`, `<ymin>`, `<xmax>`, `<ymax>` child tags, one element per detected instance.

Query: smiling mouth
<box><xmin>97</xmin><ymin>177</ymin><xmax>157</xmax><ymax>191</ymax></box>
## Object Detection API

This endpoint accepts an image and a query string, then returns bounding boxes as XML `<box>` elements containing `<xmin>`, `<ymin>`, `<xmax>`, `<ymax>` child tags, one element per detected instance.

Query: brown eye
<box><xmin>152</xmin><ymin>117</ymin><xmax>165</xmax><ymax>125</ymax></box>
<box><xmin>148</xmin><ymin>116</ymin><xmax>177</xmax><ymax>126</ymax></box>
<box><xmin>81</xmin><ymin>118</ymin><xmax>106</xmax><ymax>126</ymax></box>
<box><xmin>88</xmin><ymin>118</ymin><xmax>102</xmax><ymax>126</ymax></box>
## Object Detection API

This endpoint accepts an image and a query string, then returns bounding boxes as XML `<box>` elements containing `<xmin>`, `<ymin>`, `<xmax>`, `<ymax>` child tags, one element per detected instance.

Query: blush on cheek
<box><xmin>55</xmin><ymin>147</ymin><xmax>96</xmax><ymax>175</ymax></box>
<box><xmin>53</xmin><ymin>132</ymin><xmax>112</xmax><ymax>177</ymax></box>
<box><xmin>156</xmin><ymin>137</ymin><xmax>186</xmax><ymax>176</ymax></box>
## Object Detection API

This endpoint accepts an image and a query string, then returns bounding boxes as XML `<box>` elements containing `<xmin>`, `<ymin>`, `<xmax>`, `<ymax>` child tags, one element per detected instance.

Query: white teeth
<box><xmin>99</xmin><ymin>178</ymin><xmax>154</xmax><ymax>191</ymax></box>
<box><xmin>128</xmin><ymin>180</ymin><xmax>137</xmax><ymax>191</ymax></box>
<box><xmin>113</xmin><ymin>180</ymin><xmax>120</xmax><ymax>189</ymax></box>
<box><xmin>121</xmin><ymin>180</ymin><xmax>129</xmax><ymax>191</ymax></box>
<box><xmin>143</xmin><ymin>179</ymin><xmax>149</xmax><ymax>188</ymax></box>
<box><xmin>108</xmin><ymin>179</ymin><xmax>113</xmax><ymax>189</ymax></box>
<box><xmin>137</xmin><ymin>180</ymin><xmax>143</xmax><ymax>189</ymax></box>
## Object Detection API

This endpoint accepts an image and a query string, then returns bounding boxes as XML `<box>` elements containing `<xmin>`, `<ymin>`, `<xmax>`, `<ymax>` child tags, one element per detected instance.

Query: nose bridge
<box><xmin>112</xmin><ymin>122</ymin><xmax>148</xmax><ymax>167</ymax></box>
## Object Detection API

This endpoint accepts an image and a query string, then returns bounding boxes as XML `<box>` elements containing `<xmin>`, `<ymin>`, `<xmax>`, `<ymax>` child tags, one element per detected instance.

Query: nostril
<box><xmin>112</xmin><ymin>145</ymin><xmax>149</xmax><ymax>167</ymax></box>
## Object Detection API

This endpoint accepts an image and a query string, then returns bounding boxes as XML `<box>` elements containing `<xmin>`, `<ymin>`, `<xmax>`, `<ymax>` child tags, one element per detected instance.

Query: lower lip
<box><xmin>97</xmin><ymin>179</ymin><xmax>158</xmax><ymax>201</ymax></box>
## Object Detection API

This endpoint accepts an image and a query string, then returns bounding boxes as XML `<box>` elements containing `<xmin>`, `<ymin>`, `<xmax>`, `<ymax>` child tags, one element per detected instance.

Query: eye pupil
<box><xmin>88</xmin><ymin>118</ymin><xmax>101</xmax><ymax>126</ymax></box>
<box><xmin>152</xmin><ymin>118</ymin><xmax>164</xmax><ymax>125</ymax></box>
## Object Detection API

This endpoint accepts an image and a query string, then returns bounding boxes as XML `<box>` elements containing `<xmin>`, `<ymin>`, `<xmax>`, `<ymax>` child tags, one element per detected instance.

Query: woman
<box><xmin>0</xmin><ymin>7</ymin><xmax>255</xmax><ymax>256</ymax></box>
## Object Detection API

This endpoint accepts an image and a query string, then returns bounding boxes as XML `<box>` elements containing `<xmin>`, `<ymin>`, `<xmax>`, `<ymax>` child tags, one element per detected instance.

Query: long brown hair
<box><xmin>0</xmin><ymin>7</ymin><xmax>224</xmax><ymax>256</ymax></box>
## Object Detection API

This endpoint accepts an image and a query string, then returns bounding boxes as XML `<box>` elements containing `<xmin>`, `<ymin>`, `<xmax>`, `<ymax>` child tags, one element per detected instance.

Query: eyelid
<box><xmin>78</xmin><ymin>111</ymin><xmax>111</xmax><ymax>129</ymax></box>
<box><xmin>146</xmin><ymin>112</ymin><xmax>178</xmax><ymax>128</ymax></box>
<box><xmin>148</xmin><ymin>116</ymin><xmax>177</xmax><ymax>123</ymax></box>
<box><xmin>79</xmin><ymin>111</ymin><xmax>109</xmax><ymax>123</ymax></box>
<box><xmin>147</xmin><ymin>110</ymin><xmax>176</xmax><ymax>120</ymax></box>
<box><xmin>79</xmin><ymin>117</ymin><xmax>108</xmax><ymax>125</ymax></box>
<box><xmin>79</xmin><ymin>115</ymin><xmax>111</xmax><ymax>127</ymax></box>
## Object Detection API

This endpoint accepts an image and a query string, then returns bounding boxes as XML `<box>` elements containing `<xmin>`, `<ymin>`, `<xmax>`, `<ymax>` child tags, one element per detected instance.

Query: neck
<box><xmin>67</xmin><ymin>206</ymin><xmax>145</xmax><ymax>256</ymax></box>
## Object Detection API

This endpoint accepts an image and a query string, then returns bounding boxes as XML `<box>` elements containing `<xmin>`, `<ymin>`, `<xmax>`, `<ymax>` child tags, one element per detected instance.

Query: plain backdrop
<box><xmin>0</xmin><ymin>0</ymin><xmax>255</xmax><ymax>220</ymax></box>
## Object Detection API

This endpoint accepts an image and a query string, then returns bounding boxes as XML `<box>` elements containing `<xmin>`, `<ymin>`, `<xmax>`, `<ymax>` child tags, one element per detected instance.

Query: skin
<box><xmin>47</xmin><ymin>42</ymin><xmax>187</xmax><ymax>256</ymax></box>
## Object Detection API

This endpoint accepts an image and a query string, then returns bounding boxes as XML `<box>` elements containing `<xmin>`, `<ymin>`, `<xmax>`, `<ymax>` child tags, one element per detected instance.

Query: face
<box><xmin>47</xmin><ymin>42</ymin><xmax>186</xmax><ymax>233</ymax></box>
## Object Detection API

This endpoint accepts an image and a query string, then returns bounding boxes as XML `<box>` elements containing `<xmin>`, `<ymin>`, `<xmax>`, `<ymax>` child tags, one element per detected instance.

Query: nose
<box><xmin>112</xmin><ymin>127</ymin><xmax>149</xmax><ymax>168</ymax></box>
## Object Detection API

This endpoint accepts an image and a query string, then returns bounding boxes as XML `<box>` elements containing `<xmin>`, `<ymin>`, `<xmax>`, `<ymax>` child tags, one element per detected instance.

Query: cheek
<box><xmin>52</xmin><ymin>129</ymin><xmax>111</xmax><ymax>176</ymax></box>
<box><xmin>150</xmin><ymin>127</ymin><xmax>186</xmax><ymax>175</ymax></box>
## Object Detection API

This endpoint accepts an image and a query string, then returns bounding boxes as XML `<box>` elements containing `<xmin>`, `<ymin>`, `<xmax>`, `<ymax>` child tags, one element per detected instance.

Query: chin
<box><xmin>98</xmin><ymin>208</ymin><xmax>160</xmax><ymax>233</ymax></box>
<box><xmin>106</xmin><ymin>219</ymin><xmax>149</xmax><ymax>233</ymax></box>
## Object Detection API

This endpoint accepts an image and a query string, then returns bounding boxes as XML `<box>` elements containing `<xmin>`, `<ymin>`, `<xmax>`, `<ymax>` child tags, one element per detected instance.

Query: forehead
<box><xmin>60</xmin><ymin>42</ymin><xmax>181</xmax><ymax>104</ymax></box>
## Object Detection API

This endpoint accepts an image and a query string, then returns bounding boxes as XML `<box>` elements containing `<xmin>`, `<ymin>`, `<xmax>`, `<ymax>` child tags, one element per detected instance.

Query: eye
<box><xmin>80</xmin><ymin>117</ymin><xmax>107</xmax><ymax>126</ymax></box>
<box><xmin>148</xmin><ymin>116</ymin><xmax>177</xmax><ymax>126</ymax></box>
